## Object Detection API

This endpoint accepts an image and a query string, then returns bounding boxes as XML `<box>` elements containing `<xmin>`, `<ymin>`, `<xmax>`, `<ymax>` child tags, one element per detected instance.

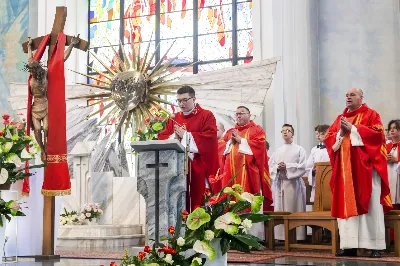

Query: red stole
<box><xmin>24</xmin><ymin>34</ymin><xmax>51</xmax><ymax>195</ymax></box>
<box><xmin>325</xmin><ymin>104</ymin><xmax>392</xmax><ymax>219</ymax></box>
<box><xmin>158</xmin><ymin>105</ymin><xmax>219</xmax><ymax>211</ymax></box>
<box><xmin>41</xmin><ymin>33</ymin><xmax>71</xmax><ymax>196</ymax></box>
<box><xmin>221</xmin><ymin>121</ymin><xmax>266</xmax><ymax>195</ymax></box>
<box><xmin>386</xmin><ymin>142</ymin><xmax>400</xmax><ymax>162</ymax></box>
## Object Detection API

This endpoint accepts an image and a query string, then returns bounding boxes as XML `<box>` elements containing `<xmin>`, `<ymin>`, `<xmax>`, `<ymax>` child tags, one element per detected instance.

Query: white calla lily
<box><xmin>0</xmin><ymin>169</ymin><xmax>8</xmax><ymax>185</ymax></box>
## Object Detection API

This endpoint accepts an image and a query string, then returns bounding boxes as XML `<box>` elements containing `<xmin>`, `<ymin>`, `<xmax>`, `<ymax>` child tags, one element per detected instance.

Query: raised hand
<box><xmin>340</xmin><ymin>117</ymin><xmax>352</xmax><ymax>136</ymax></box>
<box><xmin>71</xmin><ymin>34</ymin><xmax>80</xmax><ymax>45</ymax></box>
<box><xmin>174</xmin><ymin>124</ymin><xmax>186</xmax><ymax>139</ymax></box>
<box><xmin>231</xmin><ymin>130</ymin><xmax>242</xmax><ymax>144</ymax></box>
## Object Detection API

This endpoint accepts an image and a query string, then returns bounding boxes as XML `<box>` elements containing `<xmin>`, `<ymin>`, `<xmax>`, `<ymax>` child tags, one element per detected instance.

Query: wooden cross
<box><xmin>21</xmin><ymin>6</ymin><xmax>88</xmax><ymax>260</ymax></box>
<box><xmin>146</xmin><ymin>152</ymin><xmax>168</xmax><ymax>246</ymax></box>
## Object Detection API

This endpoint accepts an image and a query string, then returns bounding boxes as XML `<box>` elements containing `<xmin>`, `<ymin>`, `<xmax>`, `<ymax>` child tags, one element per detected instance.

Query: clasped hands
<box><xmin>277</xmin><ymin>162</ymin><xmax>286</xmax><ymax>170</ymax></box>
<box><xmin>340</xmin><ymin>117</ymin><xmax>352</xmax><ymax>137</ymax></box>
<box><xmin>174</xmin><ymin>124</ymin><xmax>186</xmax><ymax>139</ymax></box>
<box><xmin>231</xmin><ymin>130</ymin><xmax>242</xmax><ymax>144</ymax></box>
<box><xmin>387</xmin><ymin>154</ymin><xmax>398</xmax><ymax>163</ymax></box>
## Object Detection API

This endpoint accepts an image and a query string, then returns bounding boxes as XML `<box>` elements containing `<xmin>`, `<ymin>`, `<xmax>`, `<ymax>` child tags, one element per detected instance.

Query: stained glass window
<box><xmin>89</xmin><ymin>0</ymin><xmax>253</xmax><ymax>76</ymax></box>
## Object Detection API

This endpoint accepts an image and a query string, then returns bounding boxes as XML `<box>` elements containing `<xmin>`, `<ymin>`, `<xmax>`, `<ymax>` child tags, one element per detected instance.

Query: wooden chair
<box><xmin>263</xmin><ymin>211</ymin><xmax>291</xmax><ymax>250</ymax></box>
<box><xmin>283</xmin><ymin>162</ymin><xmax>339</xmax><ymax>255</ymax></box>
<box><xmin>385</xmin><ymin>210</ymin><xmax>400</xmax><ymax>256</ymax></box>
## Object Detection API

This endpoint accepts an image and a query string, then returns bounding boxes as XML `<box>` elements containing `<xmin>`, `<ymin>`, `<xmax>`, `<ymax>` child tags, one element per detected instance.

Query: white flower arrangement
<box><xmin>79</xmin><ymin>202</ymin><xmax>103</xmax><ymax>223</ymax></box>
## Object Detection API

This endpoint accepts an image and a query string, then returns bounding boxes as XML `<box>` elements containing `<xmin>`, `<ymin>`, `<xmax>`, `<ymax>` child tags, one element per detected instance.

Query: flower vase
<box><xmin>86</xmin><ymin>218</ymin><xmax>97</xmax><ymax>225</ymax></box>
<box><xmin>0</xmin><ymin>216</ymin><xmax>7</xmax><ymax>262</ymax></box>
<box><xmin>203</xmin><ymin>238</ymin><xmax>227</xmax><ymax>266</ymax></box>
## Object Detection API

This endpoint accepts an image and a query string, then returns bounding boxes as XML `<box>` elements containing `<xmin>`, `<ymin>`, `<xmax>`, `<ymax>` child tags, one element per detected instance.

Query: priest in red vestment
<box><xmin>158</xmin><ymin>86</ymin><xmax>219</xmax><ymax>212</ymax></box>
<box><xmin>212</xmin><ymin>122</ymin><xmax>226</xmax><ymax>193</ymax></box>
<box><xmin>263</xmin><ymin>141</ymin><xmax>273</xmax><ymax>211</ymax></box>
<box><xmin>325</xmin><ymin>88</ymin><xmax>392</xmax><ymax>258</ymax></box>
<box><xmin>220</xmin><ymin>106</ymin><xmax>266</xmax><ymax>196</ymax></box>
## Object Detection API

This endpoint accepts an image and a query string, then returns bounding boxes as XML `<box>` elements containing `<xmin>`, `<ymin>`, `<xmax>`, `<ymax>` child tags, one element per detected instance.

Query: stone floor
<box><xmin>9</xmin><ymin>256</ymin><xmax>400</xmax><ymax>265</ymax></box>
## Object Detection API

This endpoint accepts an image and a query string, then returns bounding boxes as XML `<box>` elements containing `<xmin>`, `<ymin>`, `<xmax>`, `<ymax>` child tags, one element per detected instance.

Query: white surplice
<box><xmin>269</xmin><ymin>143</ymin><xmax>307</xmax><ymax>240</ymax></box>
<box><xmin>387</xmin><ymin>148</ymin><xmax>400</xmax><ymax>204</ymax></box>
<box><xmin>305</xmin><ymin>145</ymin><xmax>330</xmax><ymax>202</ymax></box>
<box><xmin>333</xmin><ymin>126</ymin><xmax>386</xmax><ymax>250</ymax></box>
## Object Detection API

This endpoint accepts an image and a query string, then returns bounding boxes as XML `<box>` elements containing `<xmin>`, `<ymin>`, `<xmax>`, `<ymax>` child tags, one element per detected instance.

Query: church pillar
<box><xmin>318</xmin><ymin>0</ymin><xmax>400</xmax><ymax>125</ymax></box>
<box><xmin>254</xmin><ymin>0</ymin><xmax>320</xmax><ymax>152</ymax></box>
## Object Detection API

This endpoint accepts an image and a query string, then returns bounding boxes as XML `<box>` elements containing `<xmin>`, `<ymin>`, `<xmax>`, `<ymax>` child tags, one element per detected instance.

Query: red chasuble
<box><xmin>158</xmin><ymin>104</ymin><xmax>219</xmax><ymax>212</ymax></box>
<box><xmin>221</xmin><ymin>121</ymin><xmax>266</xmax><ymax>195</ymax></box>
<box><xmin>262</xmin><ymin>154</ymin><xmax>274</xmax><ymax>211</ymax></box>
<box><xmin>325</xmin><ymin>104</ymin><xmax>392</xmax><ymax>219</ymax></box>
<box><xmin>42</xmin><ymin>33</ymin><xmax>71</xmax><ymax>196</ymax></box>
<box><xmin>25</xmin><ymin>34</ymin><xmax>52</xmax><ymax>196</ymax></box>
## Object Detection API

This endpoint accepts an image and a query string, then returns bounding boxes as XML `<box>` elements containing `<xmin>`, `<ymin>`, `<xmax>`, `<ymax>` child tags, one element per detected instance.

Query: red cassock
<box><xmin>158</xmin><ymin>105</ymin><xmax>219</xmax><ymax>212</ymax></box>
<box><xmin>211</xmin><ymin>139</ymin><xmax>227</xmax><ymax>193</ymax></box>
<box><xmin>325</xmin><ymin>104</ymin><xmax>392</xmax><ymax>219</ymax></box>
<box><xmin>221</xmin><ymin>121</ymin><xmax>266</xmax><ymax>195</ymax></box>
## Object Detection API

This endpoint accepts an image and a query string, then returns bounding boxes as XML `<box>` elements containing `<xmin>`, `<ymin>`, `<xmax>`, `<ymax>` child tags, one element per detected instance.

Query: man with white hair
<box><xmin>325</xmin><ymin>88</ymin><xmax>392</xmax><ymax>258</ymax></box>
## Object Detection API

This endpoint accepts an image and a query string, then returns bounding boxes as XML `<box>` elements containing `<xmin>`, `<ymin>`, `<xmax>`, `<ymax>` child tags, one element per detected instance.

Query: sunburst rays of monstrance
<box><xmin>69</xmin><ymin>38</ymin><xmax>194</xmax><ymax>138</ymax></box>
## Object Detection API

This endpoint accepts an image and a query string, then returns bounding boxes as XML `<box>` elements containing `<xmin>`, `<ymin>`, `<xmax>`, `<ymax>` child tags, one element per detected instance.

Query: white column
<box><xmin>254</xmin><ymin>0</ymin><xmax>319</xmax><ymax>153</ymax></box>
<box><xmin>318</xmin><ymin>0</ymin><xmax>400</xmax><ymax>125</ymax></box>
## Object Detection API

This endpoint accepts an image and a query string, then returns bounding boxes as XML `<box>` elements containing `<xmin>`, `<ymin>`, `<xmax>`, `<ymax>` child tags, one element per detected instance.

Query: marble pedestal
<box><xmin>131</xmin><ymin>140</ymin><xmax>186</xmax><ymax>246</ymax></box>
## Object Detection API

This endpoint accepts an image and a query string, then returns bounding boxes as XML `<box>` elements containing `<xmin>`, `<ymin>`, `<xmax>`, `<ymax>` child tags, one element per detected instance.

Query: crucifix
<box><xmin>21</xmin><ymin>6</ymin><xmax>88</xmax><ymax>260</ymax></box>
<box><xmin>146</xmin><ymin>151</ymin><xmax>168</xmax><ymax>246</ymax></box>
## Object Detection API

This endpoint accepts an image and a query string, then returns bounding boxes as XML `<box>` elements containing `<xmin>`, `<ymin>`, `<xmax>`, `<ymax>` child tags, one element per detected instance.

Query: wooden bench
<box><xmin>385</xmin><ymin>210</ymin><xmax>400</xmax><ymax>256</ymax></box>
<box><xmin>263</xmin><ymin>211</ymin><xmax>291</xmax><ymax>250</ymax></box>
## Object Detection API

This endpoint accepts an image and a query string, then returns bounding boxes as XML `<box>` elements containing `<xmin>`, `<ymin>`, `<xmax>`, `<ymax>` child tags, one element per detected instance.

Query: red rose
<box><xmin>16</xmin><ymin>123</ymin><xmax>23</xmax><ymax>130</ymax></box>
<box><xmin>168</xmin><ymin>225</ymin><xmax>175</xmax><ymax>235</ymax></box>
<box><xmin>138</xmin><ymin>251</ymin><xmax>146</xmax><ymax>260</ymax></box>
<box><xmin>0</xmin><ymin>132</ymin><xmax>3</xmax><ymax>137</ymax></box>
<box><xmin>158</xmin><ymin>246</ymin><xmax>177</xmax><ymax>254</ymax></box>
<box><xmin>2</xmin><ymin>114</ymin><xmax>10</xmax><ymax>121</ymax></box>
<box><xmin>137</xmin><ymin>129</ymin><xmax>142</xmax><ymax>134</ymax></box>
<box><xmin>144</xmin><ymin>245</ymin><xmax>152</xmax><ymax>253</ymax></box>
<box><xmin>208</xmin><ymin>193</ymin><xmax>228</xmax><ymax>206</ymax></box>
<box><xmin>3</xmin><ymin>120</ymin><xmax>9</xmax><ymax>125</ymax></box>
<box><xmin>181</xmin><ymin>210</ymin><xmax>188</xmax><ymax>221</ymax></box>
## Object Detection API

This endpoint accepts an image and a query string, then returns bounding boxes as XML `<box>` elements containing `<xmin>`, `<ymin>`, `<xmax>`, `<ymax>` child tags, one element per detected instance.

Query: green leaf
<box><xmin>220</xmin><ymin>237</ymin><xmax>230</xmax><ymax>255</ymax></box>
<box><xmin>239</xmin><ymin>213</ymin><xmax>272</xmax><ymax>223</ymax></box>
<box><xmin>229</xmin><ymin>237</ymin><xmax>251</xmax><ymax>253</ymax></box>
<box><xmin>174</xmin><ymin>209</ymin><xmax>182</xmax><ymax>239</ymax></box>
<box><xmin>184</xmin><ymin>229</ymin><xmax>204</xmax><ymax>246</ymax></box>
<box><xmin>229</xmin><ymin>201</ymin><xmax>251</xmax><ymax>213</ymax></box>
<box><xmin>160</xmin><ymin>236</ymin><xmax>169</xmax><ymax>241</ymax></box>
<box><xmin>151</xmin><ymin>122</ymin><xmax>163</xmax><ymax>131</ymax></box>
<box><xmin>186</xmin><ymin>208</ymin><xmax>210</xmax><ymax>230</ymax></box>
<box><xmin>232</xmin><ymin>234</ymin><xmax>264</xmax><ymax>251</ymax></box>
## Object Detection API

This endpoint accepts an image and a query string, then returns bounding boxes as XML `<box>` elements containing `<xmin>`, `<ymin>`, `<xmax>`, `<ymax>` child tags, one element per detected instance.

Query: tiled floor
<box><xmin>9</xmin><ymin>256</ymin><xmax>400</xmax><ymax>266</ymax></box>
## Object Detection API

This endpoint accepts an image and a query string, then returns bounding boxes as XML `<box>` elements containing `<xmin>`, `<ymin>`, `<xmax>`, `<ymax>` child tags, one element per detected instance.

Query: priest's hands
<box><xmin>387</xmin><ymin>154</ymin><xmax>398</xmax><ymax>163</ymax></box>
<box><xmin>340</xmin><ymin>117</ymin><xmax>352</xmax><ymax>137</ymax></box>
<box><xmin>174</xmin><ymin>125</ymin><xmax>186</xmax><ymax>139</ymax></box>
<box><xmin>278</xmin><ymin>162</ymin><xmax>286</xmax><ymax>169</ymax></box>
<box><xmin>231</xmin><ymin>130</ymin><xmax>242</xmax><ymax>144</ymax></box>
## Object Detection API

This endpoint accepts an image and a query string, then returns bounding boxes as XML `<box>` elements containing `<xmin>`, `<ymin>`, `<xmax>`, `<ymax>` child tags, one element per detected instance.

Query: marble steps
<box><xmin>57</xmin><ymin>224</ymin><xmax>145</xmax><ymax>248</ymax></box>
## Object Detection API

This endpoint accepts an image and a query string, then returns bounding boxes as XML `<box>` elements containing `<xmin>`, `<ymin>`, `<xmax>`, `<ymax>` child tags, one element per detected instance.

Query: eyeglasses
<box><xmin>281</xmin><ymin>129</ymin><xmax>293</xmax><ymax>134</ymax></box>
<box><xmin>235</xmin><ymin>112</ymin><xmax>250</xmax><ymax>117</ymax></box>
<box><xmin>176</xmin><ymin>97</ymin><xmax>193</xmax><ymax>104</ymax></box>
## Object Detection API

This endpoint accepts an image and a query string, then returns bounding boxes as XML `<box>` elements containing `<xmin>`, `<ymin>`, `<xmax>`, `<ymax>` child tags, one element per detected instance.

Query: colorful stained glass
<box><xmin>124</xmin><ymin>0</ymin><xmax>156</xmax><ymax>18</ymax></box>
<box><xmin>160</xmin><ymin>37</ymin><xmax>193</xmax><ymax>63</ymax></box>
<box><xmin>198</xmin><ymin>4</ymin><xmax>232</xmax><ymax>35</ymax></box>
<box><xmin>198</xmin><ymin>32</ymin><xmax>232</xmax><ymax>61</ymax></box>
<box><xmin>198</xmin><ymin>61</ymin><xmax>233</xmax><ymax>72</ymax></box>
<box><xmin>237</xmin><ymin>1</ymin><xmax>252</xmax><ymax>30</ymax></box>
<box><xmin>160</xmin><ymin>11</ymin><xmax>193</xmax><ymax>39</ymax></box>
<box><xmin>124</xmin><ymin>16</ymin><xmax>155</xmax><ymax>43</ymax></box>
<box><xmin>238</xmin><ymin>29</ymin><xmax>252</xmax><ymax>57</ymax></box>
<box><xmin>160</xmin><ymin>0</ymin><xmax>194</xmax><ymax>13</ymax></box>
<box><xmin>90</xmin><ymin>0</ymin><xmax>120</xmax><ymax>23</ymax></box>
<box><xmin>88</xmin><ymin>46</ymin><xmax>121</xmax><ymax>73</ymax></box>
<box><xmin>123</xmin><ymin>42</ymin><xmax>157</xmax><ymax>68</ymax></box>
<box><xmin>200</xmin><ymin>0</ymin><xmax>232</xmax><ymax>8</ymax></box>
<box><xmin>90</xmin><ymin>20</ymin><xmax>121</xmax><ymax>48</ymax></box>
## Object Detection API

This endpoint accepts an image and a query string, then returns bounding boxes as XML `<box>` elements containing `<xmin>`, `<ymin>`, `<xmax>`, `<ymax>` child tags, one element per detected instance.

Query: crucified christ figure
<box><xmin>27</xmin><ymin>35</ymin><xmax>80</xmax><ymax>162</ymax></box>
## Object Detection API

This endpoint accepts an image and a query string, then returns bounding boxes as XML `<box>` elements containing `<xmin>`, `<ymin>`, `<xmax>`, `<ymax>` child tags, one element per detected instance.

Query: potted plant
<box><xmin>79</xmin><ymin>203</ymin><xmax>103</xmax><ymax>225</ymax></box>
<box><xmin>0</xmin><ymin>198</ymin><xmax>25</xmax><ymax>262</ymax></box>
<box><xmin>120</xmin><ymin>171</ymin><xmax>271</xmax><ymax>266</ymax></box>
<box><xmin>0</xmin><ymin>114</ymin><xmax>44</xmax><ymax>190</ymax></box>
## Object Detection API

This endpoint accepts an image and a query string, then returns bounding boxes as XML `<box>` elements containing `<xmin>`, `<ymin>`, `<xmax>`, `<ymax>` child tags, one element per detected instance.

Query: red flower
<box><xmin>181</xmin><ymin>210</ymin><xmax>188</xmax><ymax>221</ymax></box>
<box><xmin>208</xmin><ymin>169</ymin><xmax>222</xmax><ymax>184</ymax></box>
<box><xmin>204</xmin><ymin>188</ymin><xmax>211</xmax><ymax>197</ymax></box>
<box><xmin>110</xmin><ymin>262</ymin><xmax>116</xmax><ymax>266</ymax></box>
<box><xmin>138</xmin><ymin>251</ymin><xmax>146</xmax><ymax>260</ymax></box>
<box><xmin>144</xmin><ymin>245</ymin><xmax>152</xmax><ymax>253</ymax></box>
<box><xmin>158</xmin><ymin>246</ymin><xmax>177</xmax><ymax>254</ymax></box>
<box><xmin>3</xmin><ymin>120</ymin><xmax>9</xmax><ymax>125</ymax></box>
<box><xmin>193</xmin><ymin>205</ymin><xmax>201</xmax><ymax>210</ymax></box>
<box><xmin>155</xmin><ymin>116</ymin><xmax>163</xmax><ymax>121</ymax></box>
<box><xmin>208</xmin><ymin>193</ymin><xmax>228</xmax><ymax>206</ymax></box>
<box><xmin>168</xmin><ymin>225</ymin><xmax>175</xmax><ymax>235</ymax></box>
<box><xmin>10</xmin><ymin>121</ymin><xmax>17</xmax><ymax>125</ymax></box>
<box><xmin>16</xmin><ymin>123</ymin><xmax>23</xmax><ymax>130</ymax></box>
<box><xmin>0</xmin><ymin>132</ymin><xmax>3</xmax><ymax>137</ymax></box>
<box><xmin>144</xmin><ymin>117</ymin><xmax>151</xmax><ymax>125</ymax></box>
<box><xmin>137</xmin><ymin>128</ymin><xmax>142</xmax><ymax>134</ymax></box>
<box><xmin>2</xmin><ymin>114</ymin><xmax>10</xmax><ymax>121</ymax></box>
